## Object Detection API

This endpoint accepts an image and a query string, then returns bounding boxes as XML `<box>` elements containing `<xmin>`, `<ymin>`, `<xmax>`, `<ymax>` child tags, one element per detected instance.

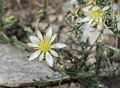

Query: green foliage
<box><xmin>0</xmin><ymin>0</ymin><xmax>33</xmax><ymax>49</ymax></box>
<box><xmin>0</xmin><ymin>0</ymin><xmax>119</xmax><ymax>87</ymax></box>
<box><xmin>34</xmin><ymin>0</ymin><xmax>120</xmax><ymax>87</ymax></box>
<box><xmin>37</xmin><ymin>0</ymin><xmax>47</xmax><ymax>21</ymax></box>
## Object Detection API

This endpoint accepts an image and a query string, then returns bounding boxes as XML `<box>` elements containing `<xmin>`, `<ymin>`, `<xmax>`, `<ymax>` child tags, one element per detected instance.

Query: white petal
<box><xmin>29</xmin><ymin>36</ymin><xmax>39</xmax><ymax>44</ymax></box>
<box><xmin>81</xmin><ymin>26</ymin><xmax>95</xmax><ymax>43</ymax></box>
<box><xmin>91</xmin><ymin>21</ymin><xmax>96</xmax><ymax>27</ymax></box>
<box><xmin>117</xmin><ymin>22</ymin><xmax>120</xmax><ymax>30</ymax></box>
<box><xmin>51</xmin><ymin>43</ymin><xmax>67</xmax><ymax>49</ymax></box>
<box><xmin>87</xmin><ymin>19</ymin><xmax>94</xmax><ymax>25</ymax></box>
<box><xmin>82</xmin><ymin>5</ymin><xmax>92</xmax><ymax>12</ymax></box>
<box><xmin>92</xmin><ymin>6</ymin><xmax>100</xmax><ymax>11</ymax></box>
<box><xmin>27</xmin><ymin>43</ymin><xmax>39</xmax><ymax>47</ymax></box>
<box><xmin>45</xmin><ymin>52</ymin><xmax>53</xmax><ymax>67</ymax></box>
<box><xmin>39</xmin><ymin>52</ymin><xmax>44</xmax><ymax>61</ymax></box>
<box><xmin>50</xmin><ymin>33</ymin><xmax>57</xmax><ymax>43</ymax></box>
<box><xmin>46</xmin><ymin>27</ymin><xmax>52</xmax><ymax>40</ymax></box>
<box><xmin>89</xmin><ymin>30</ymin><xmax>100</xmax><ymax>44</ymax></box>
<box><xmin>28</xmin><ymin>51</ymin><xmax>40</xmax><ymax>61</ymax></box>
<box><xmin>82</xmin><ymin>26</ymin><xmax>100</xmax><ymax>44</ymax></box>
<box><xmin>37</xmin><ymin>30</ymin><xmax>43</xmax><ymax>40</ymax></box>
<box><xmin>80</xmin><ymin>17</ymin><xmax>90</xmax><ymax>23</ymax></box>
<box><xmin>102</xmin><ymin>6</ymin><xmax>109</xmax><ymax>11</ymax></box>
<box><xmin>50</xmin><ymin>50</ymin><xmax>58</xmax><ymax>57</ymax></box>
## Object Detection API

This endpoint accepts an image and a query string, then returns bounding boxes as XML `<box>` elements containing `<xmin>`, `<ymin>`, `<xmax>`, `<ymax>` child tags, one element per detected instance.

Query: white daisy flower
<box><xmin>27</xmin><ymin>27</ymin><xmax>67</xmax><ymax>67</ymax></box>
<box><xmin>80</xmin><ymin>5</ymin><xmax>109</xmax><ymax>30</ymax></box>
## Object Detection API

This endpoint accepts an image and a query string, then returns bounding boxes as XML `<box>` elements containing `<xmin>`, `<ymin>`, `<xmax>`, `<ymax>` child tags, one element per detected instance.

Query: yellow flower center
<box><xmin>90</xmin><ymin>9</ymin><xmax>102</xmax><ymax>18</ymax></box>
<box><xmin>39</xmin><ymin>39</ymin><xmax>51</xmax><ymax>52</ymax></box>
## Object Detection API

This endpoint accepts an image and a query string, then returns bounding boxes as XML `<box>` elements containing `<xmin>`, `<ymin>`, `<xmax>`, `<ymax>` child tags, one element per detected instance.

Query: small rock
<box><xmin>58</xmin><ymin>14</ymin><xmax>64</xmax><ymax>22</ymax></box>
<box><xmin>48</xmin><ymin>15</ymin><xmax>57</xmax><ymax>22</ymax></box>
<box><xmin>47</xmin><ymin>7</ymin><xmax>57</xmax><ymax>15</ymax></box>
<box><xmin>0</xmin><ymin>44</ymin><xmax>58</xmax><ymax>87</ymax></box>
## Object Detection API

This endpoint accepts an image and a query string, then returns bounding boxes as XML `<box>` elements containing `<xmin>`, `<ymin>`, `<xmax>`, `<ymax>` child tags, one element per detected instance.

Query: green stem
<box><xmin>44</xmin><ymin>0</ymin><xmax>47</xmax><ymax>12</ymax></box>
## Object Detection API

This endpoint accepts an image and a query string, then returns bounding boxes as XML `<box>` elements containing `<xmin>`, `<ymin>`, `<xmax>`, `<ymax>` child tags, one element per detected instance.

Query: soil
<box><xmin>1</xmin><ymin>0</ymin><xmax>120</xmax><ymax>88</ymax></box>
